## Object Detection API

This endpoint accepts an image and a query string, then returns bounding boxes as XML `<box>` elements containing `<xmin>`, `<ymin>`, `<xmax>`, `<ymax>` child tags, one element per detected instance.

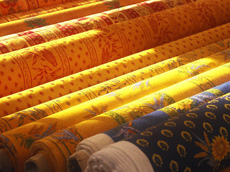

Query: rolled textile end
<box><xmin>68</xmin><ymin>133</ymin><xmax>114</xmax><ymax>172</ymax></box>
<box><xmin>68</xmin><ymin>151</ymin><xmax>85</xmax><ymax>172</ymax></box>
<box><xmin>85</xmin><ymin>141</ymin><xmax>154</xmax><ymax>172</ymax></box>
<box><xmin>25</xmin><ymin>153</ymin><xmax>51</xmax><ymax>172</ymax></box>
<box><xmin>0</xmin><ymin>149</ymin><xmax>14</xmax><ymax>172</ymax></box>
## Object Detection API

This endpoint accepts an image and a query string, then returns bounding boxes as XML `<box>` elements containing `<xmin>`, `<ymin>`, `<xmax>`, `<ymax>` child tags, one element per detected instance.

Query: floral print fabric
<box><xmin>1</xmin><ymin>0</ymin><xmax>230</xmax><ymax>97</ymax></box>
<box><xmin>0</xmin><ymin>0</ymin><xmax>230</xmax><ymax>171</ymax></box>
<box><xmin>124</xmin><ymin>93</ymin><xmax>230</xmax><ymax>171</ymax></box>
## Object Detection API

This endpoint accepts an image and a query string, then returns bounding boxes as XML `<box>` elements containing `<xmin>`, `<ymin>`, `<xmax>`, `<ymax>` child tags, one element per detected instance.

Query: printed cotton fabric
<box><xmin>1</xmin><ymin>0</ymin><xmax>230</xmax><ymax>97</ymax></box>
<box><xmin>85</xmin><ymin>93</ymin><xmax>230</xmax><ymax>172</ymax></box>
<box><xmin>70</xmin><ymin>81</ymin><xmax>230</xmax><ymax>171</ymax></box>
<box><xmin>0</xmin><ymin>0</ymin><xmax>230</xmax><ymax>172</ymax></box>
<box><xmin>26</xmin><ymin>62</ymin><xmax>230</xmax><ymax>172</ymax></box>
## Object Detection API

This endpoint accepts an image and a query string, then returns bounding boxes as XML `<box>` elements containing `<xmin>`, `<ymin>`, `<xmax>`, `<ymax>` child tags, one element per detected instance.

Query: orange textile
<box><xmin>0</xmin><ymin>38</ymin><xmax>229</xmax><ymax>133</ymax></box>
<box><xmin>0</xmin><ymin>0</ymin><xmax>100</xmax><ymax>24</ymax></box>
<box><xmin>1</xmin><ymin>22</ymin><xmax>230</xmax><ymax>116</ymax></box>
<box><xmin>0</xmin><ymin>0</ymin><xmax>152</xmax><ymax>36</ymax></box>
<box><xmin>0</xmin><ymin>0</ymin><xmax>195</xmax><ymax>54</ymax></box>
<box><xmin>0</xmin><ymin>0</ymin><xmax>96</xmax><ymax>16</ymax></box>
<box><xmin>0</xmin><ymin>61</ymin><xmax>229</xmax><ymax>172</ymax></box>
<box><xmin>0</xmin><ymin>0</ymin><xmax>230</xmax><ymax>97</ymax></box>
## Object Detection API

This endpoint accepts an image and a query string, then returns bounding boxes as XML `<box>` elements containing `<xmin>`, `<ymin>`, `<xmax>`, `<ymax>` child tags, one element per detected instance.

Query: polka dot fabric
<box><xmin>28</xmin><ymin>63</ymin><xmax>230</xmax><ymax>172</ymax></box>
<box><xmin>0</xmin><ymin>38</ymin><xmax>229</xmax><ymax>133</ymax></box>
<box><xmin>1</xmin><ymin>0</ymin><xmax>230</xmax><ymax>98</ymax></box>
<box><xmin>1</xmin><ymin>22</ymin><xmax>230</xmax><ymax>116</ymax></box>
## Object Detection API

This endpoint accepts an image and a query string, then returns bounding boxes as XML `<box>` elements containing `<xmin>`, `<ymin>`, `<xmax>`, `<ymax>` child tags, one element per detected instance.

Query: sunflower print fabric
<box><xmin>70</xmin><ymin>81</ymin><xmax>230</xmax><ymax>171</ymax></box>
<box><xmin>126</xmin><ymin>92</ymin><xmax>230</xmax><ymax>172</ymax></box>
<box><xmin>25</xmin><ymin>63</ymin><xmax>230</xmax><ymax>172</ymax></box>
<box><xmin>85</xmin><ymin>92</ymin><xmax>230</xmax><ymax>172</ymax></box>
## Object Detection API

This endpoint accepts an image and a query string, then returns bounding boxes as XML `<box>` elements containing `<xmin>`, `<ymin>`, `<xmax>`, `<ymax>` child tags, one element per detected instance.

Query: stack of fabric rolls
<box><xmin>0</xmin><ymin>0</ymin><xmax>230</xmax><ymax>171</ymax></box>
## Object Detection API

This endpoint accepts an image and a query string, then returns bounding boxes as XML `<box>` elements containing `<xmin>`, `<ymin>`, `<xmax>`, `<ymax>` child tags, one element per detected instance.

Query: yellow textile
<box><xmin>0</xmin><ymin>0</ymin><xmax>230</xmax><ymax>98</ymax></box>
<box><xmin>0</xmin><ymin>0</ymin><xmax>153</xmax><ymax>36</ymax></box>
<box><xmin>0</xmin><ymin>0</ymin><xmax>194</xmax><ymax>54</ymax></box>
<box><xmin>0</xmin><ymin>38</ymin><xmax>229</xmax><ymax>133</ymax></box>
<box><xmin>0</xmin><ymin>0</ymin><xmax>95</xmax><ymax>16</ymax></box>
<box><xmin>0</xmin><ymin>0</ymin><xmax>101</xmax><ymax>24</ymax></box>
<box><xmin>20</xmin><ymin>62</ymin><xmax>230</xmax><ymax>172</ymax></box>
<box><xmin>1</xmin><ymin>21</ymin><xmax>230</xmax><ymax>116</ymax></box>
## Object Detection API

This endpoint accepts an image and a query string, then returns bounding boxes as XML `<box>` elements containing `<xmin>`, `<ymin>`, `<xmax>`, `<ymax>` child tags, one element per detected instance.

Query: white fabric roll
<box><xmin>68</xmin><ymin>133</ymin><xmax>114</xmax><ymax>172</ymax></box>
<box><xmin>85</xmin><ymin>141</ymin><xmax>154</xmax><ymax>172</ymax></box>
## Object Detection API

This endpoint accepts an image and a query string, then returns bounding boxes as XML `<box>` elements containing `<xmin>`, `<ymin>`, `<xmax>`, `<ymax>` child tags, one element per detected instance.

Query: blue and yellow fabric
<box><xmin>86</xmin><ymin>92</ymin><xmax>230</xmax><ymax>172</ymax></box>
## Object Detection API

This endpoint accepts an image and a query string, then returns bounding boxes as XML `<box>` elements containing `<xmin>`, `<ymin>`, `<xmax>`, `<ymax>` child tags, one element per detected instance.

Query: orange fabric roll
<box><xmin>0</xmin><ymin>0</ymin><xmax>150</xmax><ymax>36</ymax></box>
<box><xmin>0</xmin><ymin>0</ymin><xmax>100</xmax><ymax>24</ymax></box>
<box><xmin>0</xmin><ymin>62</ymin><xmax>229</xmax><ymax>172</ymax></box>
<box><xmin>1</xmin><ymin>22</ymin><xmax>230</xmax><ymax>115</ymax></box>
<box><xmin>0</xmin><ymin>0</ymin><xmax>230</xmax><ymax>97</ymax></box>
<box><xmin>0</xmin><ymin>0</ymin><xmax>194</xmax><ymax>54</ymax></box>
<box><xmin>0</xmin><ymin>38</ymin><xmax>229</xmax><ymax>133</ymax></box>
<box><xmin>0</xmin><ymin>0</ymin><xmax>94</xmax><ymax>16</ymax></box>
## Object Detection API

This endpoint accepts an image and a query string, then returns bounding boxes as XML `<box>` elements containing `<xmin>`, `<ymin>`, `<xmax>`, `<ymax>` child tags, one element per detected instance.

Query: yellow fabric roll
<box><xmin>24</xmin><ymin>62</ymin><xmax>230</xmax><ymax>172</ymax></box>
<box><xmin>0</xmin><ymin>0</ymin><xmax>101</xmax><ymax>24</ymax></box>
<box><xmin>0</xmin><ymin>38</ymin><xmax>229</xmax><ymax>133</ymax></box>
<box><xmin>0</xmin><ymin>0</ymin><xmax>160</xmax><ymax>36</ymax></box>
<box><xmin>0</xmin><ymin>0</ymin><xmax>96</xmax><ymax>16</ymax></box>
<box><xmin>0</xmin><ymin>0</ymin><xmax>193</xmax><ymax>54</ymax></box>
<box><xmin>1</xmin><ymin>21</ymin><xmax>230</xmax><ymax>116</ymax></box>
<box><xmin>0</xmin><ymin>57</ymin><xmax>229</xmax><ymax>172</ymax></box>
<box><xmin>0</xmin><ymin>0</ymin><xmax>230</xmax><ymax>97</ymax></box>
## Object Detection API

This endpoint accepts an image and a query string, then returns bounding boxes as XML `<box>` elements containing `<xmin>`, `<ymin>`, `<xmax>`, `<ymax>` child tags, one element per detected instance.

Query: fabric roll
<box><xmin>70</xmin><ymin>81</ymin><xmax>230</xmax><ymax>172</ymax></box>
<box><xmin>0</xmin><ymin>0</ymin><xmax>100</xmax><ymax>24</ymax></box>
<box><xmin>0</xmin><ymin>0</ymin><xmax>97</xmax><ymax>16</ymax></box>
<box><xmin>1</xmin><ymin>22</ymin><xmax>230</xmax><ymax>117</ymax></box>
<box><xmin>85</xmin><ymin>92</ymin><xmax>230</xmax><ymax>172</ymax></box>
<box><xmin>22</xmin><ymin>63</ymin><xmax>230</xmax><ymax>172</ymax></box>
<box><xmin>1</xmin><ymin>0</ymin><xmax>230</xmax><ymax>97</ymax></box>
<box><xmin>0</xmin><ymin>39</ymin><xmax>229</xmax><ymax>133</ymax></box>
<box><xmin>0</xmin><ymin>0</ymin><xmax>194</xmax><ymax>54</ymax></box>
<box><xmin>0</xmin><ymin>0</ymin><xmax>150</xmax><ymax>36</ymax></box>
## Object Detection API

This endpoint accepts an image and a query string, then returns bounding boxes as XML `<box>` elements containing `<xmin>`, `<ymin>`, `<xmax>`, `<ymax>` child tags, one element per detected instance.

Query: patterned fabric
<box><xmin>1</xmin><ymin>0</ymin><xmax>230</xmax><ymax>171</ymax></box>
<box><xmin>0</xmin><ymin>0</ymin><xmax>101</xmax><ymax>24</ymax></box>
<box><xmin>0</xmin><ymin>39</ymin><xmax>229</xmax><ymax>134</ymax></box>
<box><xmin>1</xmin><ymin>22</ymin><xmax>230</xmax><ymax>117</ymax></box>
<box><xmin>1</xmin><ymin>0</ymin><xmax>230</xmax><ymax>97</ymax></box>
<box><xmin>70</xmin><ymin>81</ymin><xmax>230</xmax><ymax>171</ymax></box>
<box><xmin>0</xmin><ymin>0</ymin><xmax>100</xmax><ymax>16</ymax></box>
<box><xmin>126</xmin><ymin>93</ymin><xmax>230</xmax><ymax>172</ymax></box>
<box><xmin>21</xmin><ymin>62</ymin><xmax>230</xmax><ymax>172</ymax></box>
<box><xmin>0</xmin><ymin>0</ymin><xmax>152</xmax><ymax>36</ymax></box>
<box><xmin>0</xmin><ymin>0</ymin><xmax>195</xmax><ymax>53</ymax></box>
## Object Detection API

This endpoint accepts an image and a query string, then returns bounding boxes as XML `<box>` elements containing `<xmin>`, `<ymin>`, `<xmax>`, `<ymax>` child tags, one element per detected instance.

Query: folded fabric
<box><xmin>23</xmin><ymin>63</ymin><xmax>230</xmax><ymax>172</ymax></box>
<box><xmin>1</xmin><ymin>21</ymin><xmax>230</xmax><ymax>116</ymax></box>
<box><xmin>70</xmin><ymin>81</ymin><xmax>230</xmax><ymax>171</ymax></box>
<box><xmin>85</xmin><ymin>92</ymin><xmax>230</xmax><ymax>172</ymax></box>
<box><xmin>0</xmin><ymin>38</ymin><xmax>229</xmax><ymax>133</ymax></box>
<box><xmin>0</xmin><ymin>0</ymin><xmax>193</xmax><ymax>54</ymax></box>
